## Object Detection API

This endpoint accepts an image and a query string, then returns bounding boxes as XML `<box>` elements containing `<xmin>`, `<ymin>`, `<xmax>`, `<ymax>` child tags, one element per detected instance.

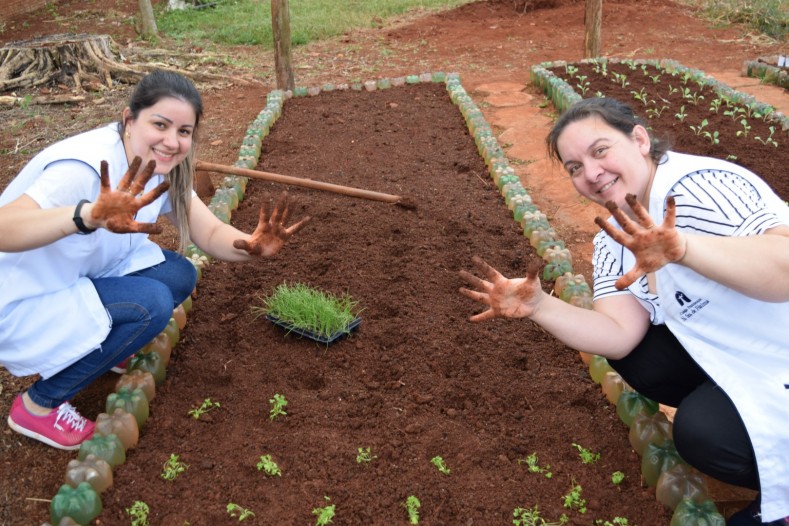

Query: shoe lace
<box><xmin>55</xmin><ymin>402</ymin><xmax>88</xmax><ymax>432</ymax></box>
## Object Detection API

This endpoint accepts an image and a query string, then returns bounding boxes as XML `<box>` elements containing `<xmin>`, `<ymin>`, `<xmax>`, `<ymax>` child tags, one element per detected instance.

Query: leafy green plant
<box><xmin>611</xmin><ymin>471</ymin><xmax>625</xmax><ymax>485</ymax></box>
<box><xmin>689</xmin><ymin>118</ymin><xmax>709</xmax><ymax>136</ymax></box>
<box><xmin>595</xmin><ymin>518</ymin><xmax>630</xmax><ymax>526</ymax></box>
<box><xmin>674</xmin><ymin>105</ymin><xmax>687</xmax><ymax>122</ymax></box>
<box><xmin>755</xmin><ymin>126</ymin><xmax>779</xmax><ymax>147</ymax></box>
<box><xmin>572</xmin><ymin>443</ymin><xmax>600</xmax><ymax>464</ymax></box>
<box><xmin>187</xmin><ymin>398</ymin><xmax>220</xmax><ymax>419</ymax></box>
<box><xmin>269</xmin><ymin>393</ymin><xmax>288</xmax><ymax>420</ymax></box>
<box><xmin>126</xmin><ymin>501</ymin><xmax>150</xmax><ymax>526</ymax></box>
<box><xmin>257</xmin><ymin>454</ymin><xmax>281</xmax><ymax>476</ymax></box>
<box><xmin>227</xmin><ymin>503</ymin><xmax>255</xmax><ymax>521</ymax></box>
<box><xmin>565</xmin><ymin>64</ymin><xmax>578</xmax><ymax>77</ymax></box>
<box><xmin>253</xmin><ymin>282</ymin><xmax>361</xmax><ymax>340</ymax></box>
<box><xmin>517</xmin><ymin>453</ymin><xmax>552</xmax><ymax>478</ymax></box>
<box><xmin>313</xmin><ymin>496</ymin><xmax>336</xmax><ymax>525</ymax></box>
<box><xmin>356</xmin><ymin>447</ymin><xmax>377</xmax><ymax>465</ymax></box>
<box><xmin>736</xmin><ymin>118</ymin><xmax>751</xmax><ymax>137</ymax></box>
<box><xmin>611</xmin><ymin>72</ymin><xmax>629</xmax><ymax>88</ymax></box>
<box><xmin>404</xmin><ymin>495</ymin><xmax>421</xmax><ymax>524</ymax></box>
<box><xmin>161</xmin><ymin>454</ymin><xmax>188</xmax><ymax>481</ymax></box>
<box><xmin>576</xmin><ymin>75</ymin><xmax>590</xmax><ymax>96</ymax></box>
<box><xmin>631</xmin><ymin>88</ymin><xmax>651</xmax><ymax>106</ymax></box>
<box><xmin>646</xmin><ymin>105</ymin><xmax>669</xmax><ymax>119</ymax></box>
<box><xmin>513</xmin><ymin>505</ymin><xmax>568</xmax><ymax>526</ymax></box>
<box><xmin>562</xmin><ymin>483</ymin><xmax>587</xmax><ymax>514</ymax></box>
<box><xmin>709</xmin><ymin>98</ymin><xmax>723</xmax><ymax>114</ymax></box>
<box><xmin>430</xmin><ymin>455</ymin><xmax>451</xmax><ymax>475</ymax></box>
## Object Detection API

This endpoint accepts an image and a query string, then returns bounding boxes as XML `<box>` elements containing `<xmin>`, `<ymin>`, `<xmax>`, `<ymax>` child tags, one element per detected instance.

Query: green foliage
<box><xmin>356</xmin><ymin>447</ymin><xmax>377</xmax><ymax>465</ymax></box>
<box><xmin>257</xmin><ymin>454</ymin><xmax>282</xmax><ymax>476</ymax></box>
<box><xmin>126</xmin><ymin>501</ymin><xmax>150</xmax><ymax>526</ymax></box>
<box><xmin>572</xmin><ymin>443</ymin><xmax>600</xmax><ymax>465</ymax></box>
<box><xmin>562</xmin><ymin>483</ymin><xmax>587</xmax><ymax>514</ymax></box>
<box><xmin>678</xmin><ymin>0</ymin><xmax>787</xmax><ymax>40</ymax></box>
<box><xmin>254</xmin><ymin>282</ymin><xmax>361</xmax><ymax>339</ymax></box>
<box><xmin>430</xmin><ymin>455</ymin><xmax>451</xmax><ymax>475</ymax></box>
<box><xmin>161</xmin><ymin>453</ymin><xmax>189</xmax><ymax>481</ymax></box>
<box><xmin>513</xmin><ymin>505</ymin><xmax>568</xmax><ymax>526</ymax></box>
<box><xmin>517</xmin><ymin>453</ymin><xmax>553</xmax><ymax>478</ymax></box>
<box><xmin>187</xmin><ymin>398</ymin><xmax>220</xmax><ymax>419</ymax></box>
<box><xmin>313</xmin><ymin>496</ymin><xmax>336</xmax><ymax>525</ymax></box>
<box><xmin>404</xmin><ymin>495</ymin><xmax>421</xmax><ymax>524</ymax></box>
<box><xmin>611</xmin><ymin>471</ymin><xmax>626</xmax><ymax>485</ymax></box>
<box><xmin>269</xmin><ymin>393</ymin><xmax>288</xmax><ymax>420</ymax></box>
<box><xmin>227</xmin><ymin>503</ymin><xmax>255</xmax><ymax>521</ymax></box>
<box><xmin>595</xmin><ymin>518</ymin><xmax>631</xmax><ymax>526</ymax></box>
<box><xmin>156</xmin><ymin>0</ymin><xmax>477</xmax><ymax>47</ymax></box>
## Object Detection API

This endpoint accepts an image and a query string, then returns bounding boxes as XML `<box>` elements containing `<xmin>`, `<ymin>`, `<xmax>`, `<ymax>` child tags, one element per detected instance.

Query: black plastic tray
<box><xmin>266</xmin><ymin>314</ymin><xmax>362</xmax><ymax>345</ymax></box>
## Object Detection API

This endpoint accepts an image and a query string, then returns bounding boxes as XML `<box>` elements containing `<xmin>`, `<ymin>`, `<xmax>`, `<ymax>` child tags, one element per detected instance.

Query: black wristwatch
<box><xmin>73</xmin><ymin>199</ymin><xmax>97</xmax><ymax>234</ymax></box>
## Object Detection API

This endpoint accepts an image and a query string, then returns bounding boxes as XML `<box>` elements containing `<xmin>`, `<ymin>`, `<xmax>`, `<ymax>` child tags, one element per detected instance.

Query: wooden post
<box><xmin>271</xmin><ymin>0</ymin><xmax>295</xmax><ymax>91</ymax></box>
<box><xmin>584</xmin><ymin>0</ymin><xmax>602</xmax><ymax>59</ymax></box>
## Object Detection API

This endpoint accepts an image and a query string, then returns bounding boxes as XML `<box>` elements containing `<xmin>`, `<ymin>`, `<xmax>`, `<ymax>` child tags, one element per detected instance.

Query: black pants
<box><xmin>608</xmin><ymin>324</ymin><xmax>759</xmax><ymax>491</ymax></box>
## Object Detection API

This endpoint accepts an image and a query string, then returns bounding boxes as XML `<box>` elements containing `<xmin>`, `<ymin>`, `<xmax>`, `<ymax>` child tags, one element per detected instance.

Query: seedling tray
<box><xmin>266</xmin><ymin>314</ymin><xmax>362</xmax><ymax>345</ymax></box>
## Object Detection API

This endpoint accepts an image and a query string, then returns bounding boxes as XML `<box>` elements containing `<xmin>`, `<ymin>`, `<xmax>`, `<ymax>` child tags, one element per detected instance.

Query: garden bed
<box><xmin>91</xmin><ymin>80</ymin><xmax>677</xmax><ymax>525</ymax></box>
<box><xmin>532</xmin><ymin>58</ymin><xmax>788</xmax><ymax>202</ymax></box>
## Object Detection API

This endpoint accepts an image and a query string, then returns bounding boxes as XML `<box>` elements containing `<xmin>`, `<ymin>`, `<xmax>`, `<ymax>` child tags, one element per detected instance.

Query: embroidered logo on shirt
<box><xmin>675</xmin><ymin>291</ymin><xmax>709</xmax><ymax>321</ymax></box>
<box><xmin>675</xmin><ymin>291</ymin><xmax>691</xmax><ymax>306</ymax></box>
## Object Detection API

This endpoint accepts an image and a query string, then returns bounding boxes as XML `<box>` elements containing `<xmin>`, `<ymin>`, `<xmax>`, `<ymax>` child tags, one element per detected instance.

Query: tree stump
<box><xmin>0</xmin><ymin>34</ymin><xmax>142</xmax><ymax>92</ymax></box>
<box><xmin>0</xmin><ymin>33</ymin><xmax>263</xmax><ymax>94</ymax></box>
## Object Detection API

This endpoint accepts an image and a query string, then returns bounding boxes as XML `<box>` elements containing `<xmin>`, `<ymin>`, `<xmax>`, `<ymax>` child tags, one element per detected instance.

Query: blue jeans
<box><xmin>27</xmin><ymin>250</ymin><xmax>197</xmax><ymax>408</ymax></box>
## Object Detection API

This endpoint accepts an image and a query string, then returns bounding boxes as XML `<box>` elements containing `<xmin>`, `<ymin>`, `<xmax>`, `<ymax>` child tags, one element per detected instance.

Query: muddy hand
<box><xmin>594</xmin><ymin>193</ymin><xmax>686</xmax><ymax>290</ymax></box>
<box><xmin>232</xmin><ymin>191</ymin><xmax>312</xmax><ymax>257</ymax></box>
<box><xmin>458</xmin><ymin>255</ymin><xmax>543</xmax><ymax>321</ymax></box>
<box><xmin>90</xmin><ymin>156</ymin><xmax>171</xmax><ymax>234</ymax></box>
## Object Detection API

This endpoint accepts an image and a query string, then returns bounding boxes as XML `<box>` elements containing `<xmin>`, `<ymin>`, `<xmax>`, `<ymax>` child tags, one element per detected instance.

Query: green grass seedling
<box><xmin>253</xmin><ymin>282</ymin><xmax>361</xmax><ymax>340</ymax></box>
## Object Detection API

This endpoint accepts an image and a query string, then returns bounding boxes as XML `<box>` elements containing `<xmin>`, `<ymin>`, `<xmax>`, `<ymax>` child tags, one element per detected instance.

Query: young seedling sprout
<box><xmin>257</xmin><ymin>454</ymin><xmax>281</xmax><ymax>476</ymax></box>
<box><xmin>356</xmin><ymin>447</ymin><xmax>377</xmax><ymax>465</ymax></box>
<box><xmin>517</xmin><ymin>452</ymin><xmax>553</xmax><ymax>478</ymax></box>
<box><xmin>611</xmin><ymin>471</ymin><xmax>625</xmax><ymax>485</ymax></box>
<box><xmin>562</xmin><ymin>482</ymin><xmax>587</xmax><ymax>514</ymax></box>
<box><xmin>269</xmin><ymin>393</ymin><xmax>288</xmax><ymax>420</ymax></box>
<box><xmin>430</xmin><ymin>455</ymin><xmax>451</xmax><ymax>475</ymax></box>
<box><xmin>126</xmin><ymin>501</ymin><xmax>150</xmax><ymax>526</ymax></box>
<box><xmin>161</xmin><ymin>453</ymin><xmax>188</xmax><ymax>481</ymax></box>
<box><xmin>227</xmin><ymin>503</ymin><xmax>255</xmax><ymax>521</ymax></box>
<box><xmin>404</xmin><ymin>495</ymin><xmax>421</xmax><ymax>525</ymax></box>
<box><xmin>312</xmin><ymin>496</ymin><xmax>336</xmax><ymax>525</ymax></box>
<box><xmin>572</xmin><ymin>443</ymin><xmax>600</xmax><ymax>464</ymax></box>
<box><xmin>188</xmin><ymin>398</ymin><xmax>220</xmax><ymax>420</ymax></box>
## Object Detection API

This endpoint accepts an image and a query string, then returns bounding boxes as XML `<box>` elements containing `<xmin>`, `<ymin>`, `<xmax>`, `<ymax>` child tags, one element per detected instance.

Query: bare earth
<box><xmin>0</xmin><ymin>0</ymin><xmax>786</xmax><ymax>524</ymax></box>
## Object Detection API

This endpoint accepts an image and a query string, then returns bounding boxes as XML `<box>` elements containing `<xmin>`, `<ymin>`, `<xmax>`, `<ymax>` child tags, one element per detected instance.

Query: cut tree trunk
<box><xmin>0</xmin><ymin>33</ymin><xmax>262</xmax><ymax>93</ymax></box>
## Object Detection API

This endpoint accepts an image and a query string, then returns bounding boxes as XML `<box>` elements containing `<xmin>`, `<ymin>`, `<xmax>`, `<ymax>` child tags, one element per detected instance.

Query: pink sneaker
<box><xmin>111</xmin><ymin>355</ymin><xmax>133</xmax><ymax>374</ymax></box>
<box><xmin>7</xmin><ymin>395</ymin><xmax>95</xmax><ymax>450</ymax></box>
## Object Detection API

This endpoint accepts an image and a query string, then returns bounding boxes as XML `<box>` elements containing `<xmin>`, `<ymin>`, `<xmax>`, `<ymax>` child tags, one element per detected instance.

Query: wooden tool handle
<box><xmin>195</xmin><ymin>161</ymin><xmax>402</xmax><ymax>204</ymax></box>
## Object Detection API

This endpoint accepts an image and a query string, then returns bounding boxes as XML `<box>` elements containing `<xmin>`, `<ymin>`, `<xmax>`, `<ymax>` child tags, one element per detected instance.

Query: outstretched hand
<box><xmin>90</xmin><ymin>156</ymin><xmax>171</xmax><ymax>234</ymax></box>
<box><xmin>458</xmin><ymin>255</ymin><xmax>543</xmax><ymax>322</ymax></box>
<box><xmin>232</xmin><ymin>191</ymin><xmax>311</xmax><ymax>257</ymax></box>
<box><xmin>594</xmin><ymin>193</ymin><xmax>687</xmax><ymax>290</ymax></box>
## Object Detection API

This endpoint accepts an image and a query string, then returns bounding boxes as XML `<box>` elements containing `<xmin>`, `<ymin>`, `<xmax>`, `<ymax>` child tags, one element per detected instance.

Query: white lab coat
<box><xmin>0</xmin><ymin>124</ymin><xmax>170</xmax><ymax>379</ymax></box>
<box><xmin>599</xmin><ymin>152</ymin><xmax>789</xmax><ymax>520</ymax></box>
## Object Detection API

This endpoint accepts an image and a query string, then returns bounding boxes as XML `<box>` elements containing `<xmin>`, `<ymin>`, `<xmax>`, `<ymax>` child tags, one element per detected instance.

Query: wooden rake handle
<box><xmin>195</xmin><ymin>161</ymin><xmax>402</xmax><ymax>204</ymax></box>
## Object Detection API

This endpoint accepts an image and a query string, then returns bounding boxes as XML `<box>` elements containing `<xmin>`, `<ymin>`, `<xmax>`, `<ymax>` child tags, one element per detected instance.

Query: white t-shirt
<box><xmin>0</xmin><ymin>124</ymin><xmax>171</xmax><ymax>379</ymax></box>
<box><xmin>593</xmin><ymin>151</ymin><xmax>789</xmax><ymax>521</ymax></box>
